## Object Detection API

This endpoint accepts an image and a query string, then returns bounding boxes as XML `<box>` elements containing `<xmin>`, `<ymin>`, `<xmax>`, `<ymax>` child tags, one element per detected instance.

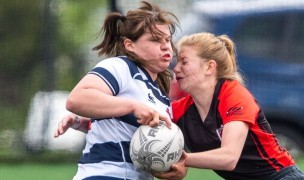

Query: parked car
<box><xmin>170</xmin><ymin>0</ymin><xmax>304</xmax><ymax>158</ymax></box>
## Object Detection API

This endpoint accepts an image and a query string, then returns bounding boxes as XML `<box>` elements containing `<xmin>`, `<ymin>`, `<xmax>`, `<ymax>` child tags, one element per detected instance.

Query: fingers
<box><xmin>54</xmin><ymin>130</ymin><xmax>59</xmax><ymax>138</ymax></box>
<box><xmin>135</xmin><ymin>109</ymin><xmax>159</xmax><ymax>127</ymax></box>
<box><xmin>54</xmin><ymin>120</ymin><xmax>64</xmax><ymax>138</ymax></box>
<box><xmin>136</xmin><ymin>112</ymin><xmax>171</xmax><ymax>128</ymax></box>
<box><xmin>159</xmin><ymin>114</ymin><xmax>171</xmax><ymax>129</ymax></box>
<box><xmin>153</xmin><ymin>164</ymin><xmax>185</xmax><ymax>180</ymax></box>
<box><xmin>153</xmin><ymin>171</ymin><xmax>175</xmax><ymax>179</ymax></box>
<box><xmin>133</xmin><ymin>103</ymin><xmax>172</xmax><ymax>128</ymax></box>
<box><xmin>154</xmin><ymin>152</ymin><xmax>188</xmax><ymax>180</ymax></box>
<box><xmin>155</xmin><ymin>151</ymin><xmax>188</xmax><ymax>179</ymax></box>
<box><xmin>54</xmin><ymin>121</ymin><xmax>65</xmax><ymax>138</ymax></box>
<box><xmin>148</xmin><ymin>113</ymin><xmax>159</xmax><ymax>127</ymax></box>
<box><xmin>137</xmin><ymin>118</ymin><xmax>158</xmax><ymax>127</ymax></box>
<box><xmin>54</xmin><ymin>114</ymin><xmax>75</xmax><ymax>138</ymax></box>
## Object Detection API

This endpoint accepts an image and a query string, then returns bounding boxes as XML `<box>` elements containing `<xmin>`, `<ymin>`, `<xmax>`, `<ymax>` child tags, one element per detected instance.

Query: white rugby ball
<box><xmin>130</xmin><ymin>121</ymin><xmax>184</xmax><ymax>173</ymax></box>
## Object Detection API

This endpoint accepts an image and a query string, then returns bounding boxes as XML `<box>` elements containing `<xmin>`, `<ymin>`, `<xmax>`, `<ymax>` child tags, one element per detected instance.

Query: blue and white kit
<box><xmin>73</xmin><ymin>56</ymin><xmax>171</xmax><ymax>180</ymax></box>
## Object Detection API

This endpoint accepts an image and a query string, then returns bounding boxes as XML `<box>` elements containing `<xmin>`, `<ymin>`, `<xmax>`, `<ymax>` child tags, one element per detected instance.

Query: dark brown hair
<box><xmin>92</xmin><ymin>1</ymin><xmax>179</xmax><ymax>94</ymax></box>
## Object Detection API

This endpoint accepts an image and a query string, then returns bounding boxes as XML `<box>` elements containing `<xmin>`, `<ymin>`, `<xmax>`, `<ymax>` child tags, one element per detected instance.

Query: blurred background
<box><xmin>0</xmin><ymin>0</ymin><xmax>303</xmax><ymax>179</ymax></box>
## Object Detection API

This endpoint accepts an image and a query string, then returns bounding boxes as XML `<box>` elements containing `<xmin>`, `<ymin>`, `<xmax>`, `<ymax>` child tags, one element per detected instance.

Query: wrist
<box><xmin>71</xmin><ymin>116</ymin><xmax>82</xmax><ymax>130</ymax></box>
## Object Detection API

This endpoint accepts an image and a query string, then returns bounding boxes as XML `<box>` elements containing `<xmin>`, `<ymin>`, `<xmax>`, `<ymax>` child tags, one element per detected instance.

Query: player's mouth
<box><xmin>162</xmin><ymin>54</ymin><xmax>171</xmax><ymax>61</ymax></box>
<box><xmin>175</xmin><ymin>76</ymin><xmax>183</xmax><ymax>81</ymax></box>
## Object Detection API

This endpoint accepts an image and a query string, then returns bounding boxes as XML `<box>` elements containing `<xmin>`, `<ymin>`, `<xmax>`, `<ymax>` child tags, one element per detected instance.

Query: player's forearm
<box><xmin>66</xmin><ymin>88</ymin><xmax>135</xmax><ymax>119</ymax></box>
<box><xmin>185</xmin><ymin>148</ymin><xmax>239</xmax><ymax>171</ymax></box>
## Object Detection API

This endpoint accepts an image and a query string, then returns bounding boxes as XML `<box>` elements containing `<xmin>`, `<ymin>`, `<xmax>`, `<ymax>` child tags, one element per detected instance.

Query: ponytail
<box><xmin>92</xmin><ymin>13</ymin><xmax>126</xmax><ymax>56</ymax></box>
<box><xmin>217</xmin><ymin>35</ymin><xmax>244</xmax><ymax>85</ymax></box>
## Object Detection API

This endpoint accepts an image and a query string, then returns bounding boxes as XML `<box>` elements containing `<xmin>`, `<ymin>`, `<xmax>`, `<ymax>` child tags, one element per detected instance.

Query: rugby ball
<box><xmin>130</xmin><ymin>121</ymin><xmax>184</xmax><ymax>173</ymax></box>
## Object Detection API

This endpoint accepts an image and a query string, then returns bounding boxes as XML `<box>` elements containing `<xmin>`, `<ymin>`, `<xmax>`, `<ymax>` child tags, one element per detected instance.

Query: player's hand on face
<box><xmin>54</xmin><ymin>114</ymin><xmax>75</xmax><ymax>138</ymax></box>
<box><xmin>153</xmin><ymin>151</ymin><xmax>188</xmax><ymax>180</ymax></box>
<box><xmin>133</xmin><ymin>102</ymin><xmax>171</xmax><ymax>128</ymax></box>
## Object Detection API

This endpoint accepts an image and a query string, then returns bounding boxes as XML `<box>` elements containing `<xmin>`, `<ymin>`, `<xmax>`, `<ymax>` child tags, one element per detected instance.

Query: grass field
<box><xmin>0</xmin><ymin>158</ymin><xmax>303</xmax><ymax>180</ymax></box>
<box><xmin>0</xmin><ymin>164</ymin><xmax>221</xmax><ymax>180</ymax></box>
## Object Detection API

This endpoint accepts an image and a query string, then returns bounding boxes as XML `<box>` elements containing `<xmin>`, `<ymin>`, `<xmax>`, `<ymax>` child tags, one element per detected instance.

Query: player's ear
<box><xmin>124</xmin><ymin>39</ymin><xmax>134</xmax><ymax>52</ymax></box>
<box><xmin>205</xmin><ymin>60</ymin><xmax>217</xmax><ymax>75</ymax></box>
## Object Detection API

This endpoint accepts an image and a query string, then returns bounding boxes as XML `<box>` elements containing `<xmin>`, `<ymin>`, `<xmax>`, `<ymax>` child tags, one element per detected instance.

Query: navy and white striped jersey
<box><xmin>73</xmin><ymin>56</ymin><xmax>171</xmax><ymax>180</ymax></box>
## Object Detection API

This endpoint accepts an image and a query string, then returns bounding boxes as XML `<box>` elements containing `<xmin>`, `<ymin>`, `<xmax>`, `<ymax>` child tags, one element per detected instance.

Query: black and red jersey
<box><xmin>172</xmin><ymin>79</ymin><xmax>295</xmax><ymax>180</ymax></box>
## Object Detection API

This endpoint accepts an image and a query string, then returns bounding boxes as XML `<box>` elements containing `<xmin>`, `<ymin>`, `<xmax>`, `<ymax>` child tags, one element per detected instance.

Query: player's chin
<box><xmin>155</xmin><ymin>66</ymin><xmax>169</xmax><ymax>73</ymax></box>
<box><xmin>160</xmin><ymin>62</ymin><xmax>171</xmax><ymax>71</ymax></box>
<box><xmin>178</xmin><ymin>83</ymin><xmax>188</xmax><ymax>93</ymax></box>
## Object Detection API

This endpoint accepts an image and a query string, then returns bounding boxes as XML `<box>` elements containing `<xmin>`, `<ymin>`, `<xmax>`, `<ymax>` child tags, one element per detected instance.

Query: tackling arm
<box><xmin>186</xmin><ymin>121</ymin><xmax>249</xmax><ymax>171</ymax></box>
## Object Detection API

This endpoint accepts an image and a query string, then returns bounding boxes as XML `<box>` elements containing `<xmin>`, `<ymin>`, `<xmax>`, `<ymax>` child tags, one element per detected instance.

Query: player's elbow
<box><xmin>223</xmin><ymin>156</ymin><xmax>239</xmax><ymax>171</ymax></box>
<box><xmin>226</xmin><ymin>159</ymin><xmax>238</xmax><ymax>171</ymax></box>
<box><xmin>66</xmin><ymin>94</ymin><xmax>79</xmax><ymax>113</ymax></box>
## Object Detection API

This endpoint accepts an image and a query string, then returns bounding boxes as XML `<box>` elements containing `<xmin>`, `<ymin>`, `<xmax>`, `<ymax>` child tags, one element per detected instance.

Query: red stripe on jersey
<box><xmin>172</xmin><ymin>94</ymin><xmax>194</xmax><ymax>123</ymax></box>
<box><xmin>251</xmin><ymin>126</ymin><xmax>295</xmax><ymax>171</ymax></box>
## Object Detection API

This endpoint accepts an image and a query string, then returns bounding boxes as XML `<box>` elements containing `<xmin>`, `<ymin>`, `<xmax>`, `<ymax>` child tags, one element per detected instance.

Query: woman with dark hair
<box><xmin>59</xmin><ymin>1</ymin><xmax>179</xmax><ymax>179</ymax></box>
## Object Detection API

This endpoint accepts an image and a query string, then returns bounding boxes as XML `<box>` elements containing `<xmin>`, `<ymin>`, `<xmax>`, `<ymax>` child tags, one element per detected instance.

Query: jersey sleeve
<box><xmin>218</xmin><ymin>81</ymin><xmax>260</xmax><ymax>127</ymax></box>
<box><xmin>88</xmin><ymin>57</ymin><xmax>129</xmax><ymax>96</ymax></box>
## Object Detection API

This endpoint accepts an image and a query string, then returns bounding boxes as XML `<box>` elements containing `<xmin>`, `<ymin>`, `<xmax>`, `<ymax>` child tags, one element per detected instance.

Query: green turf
<box><xmin>0</xmin><ymin>163</ymin><xmax>76</xmax><ymax>180</ymax></box>
<box><xmin>0</xmin><ymin>159</ymin><xmax>303</xmax><ymax>180</ymax></box>
<box><xmin>0</xmin><ymin>164</ymin><xmax>220</xmax><ymax>180</ymax></box>
<box><xmin>182</xmin><ymin>168</ymin><xmax>223</xmax><ymax>180</ymax></box>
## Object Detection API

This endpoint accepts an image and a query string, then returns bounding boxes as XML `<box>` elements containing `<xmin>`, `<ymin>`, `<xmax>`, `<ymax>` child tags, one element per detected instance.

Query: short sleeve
<box><xmin>218</xmin><ymin>81</ymin><xmax>260</xmax><ymax>126</ymax></box>
<box><xmin>88</xmin><ymin>57</ymin><xmax>129</xmax><ymax>95</ymax></box>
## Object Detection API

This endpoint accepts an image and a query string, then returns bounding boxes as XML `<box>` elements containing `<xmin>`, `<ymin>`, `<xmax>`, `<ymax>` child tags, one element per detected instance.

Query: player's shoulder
<box><xmin>220</xmin><ymin>80</ymin><xmax>252</xmax><ymax>98</ymax></box>
<box><xmin>95</xmin><ymin>56</ymin><xmax>131</xmax><ymax>67</ymax></box>
<box><xmin>222</xmin><ymin>79</ymin><xmax>243</xmax><ymax>89</ymax></box>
